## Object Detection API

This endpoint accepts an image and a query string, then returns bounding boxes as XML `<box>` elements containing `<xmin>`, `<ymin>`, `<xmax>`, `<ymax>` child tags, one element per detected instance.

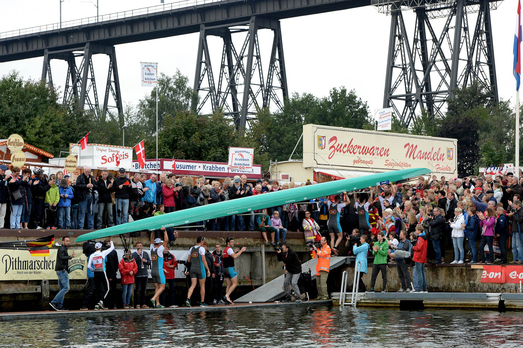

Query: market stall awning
<box><xmin>313</xmin><ymin>168</ymin><xmax>377</xmax><ymax>180</ymax></box>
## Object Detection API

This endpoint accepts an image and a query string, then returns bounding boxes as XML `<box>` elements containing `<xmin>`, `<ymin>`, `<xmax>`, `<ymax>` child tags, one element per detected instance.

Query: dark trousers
<box><xmin>214</xmin><ymin>275</ymin><xmax>224</xmax><ymax>301</ymax></box>
<box><xmin>135</xmin><ymin>277</ymin><xmax>148</xmax><ymax>306</ymax></box>
<box><xmin>480</xmin><ymin>236</ymin><xmax>494</xmax><ymax>263</ymax></box>
<box><xmin>106</xmin><ymin>278</ymin><xmax>119</xmax><ymax>309</ymax></box>
<box><xmin>498</xmin><ymin>234</ymin><xmax>508</xmax><ymax>264</ymax></box>
<box><xmin>81</xmin><ymin>277</ymin><xmax>95</xmax><ymax>308</ymax></box>
<box><xmin>204</xmin><ymin>277</ymin><xmax>213</xmax><ymax>304</ymax></box>
<box><xmin>370</xmin><ymin>264</ymin><xmax>388</xmax><ymax>291</ymax></box>
<box><xmin>160</xmin><ymin>279</ymin><xmax>175</xmax><ymax>306</ymax></box>
<box><xmin>94</xmin><ymin>272</ymin><xmax>109</xmax><ymax>304</ymax></box>
<box><xmin>396</xmin><ymin>259</ymin><xmax>412</xmax><ymax>290</ymax></box>
<box><xmin>357</xmin><ymin>272</ymin><xmax>366</xmax><ymax>292</ymax></box>
<box><xmin>165</xmin><ymin>206</ymin><xmax>175</xmax><ymax>213</ymax></box>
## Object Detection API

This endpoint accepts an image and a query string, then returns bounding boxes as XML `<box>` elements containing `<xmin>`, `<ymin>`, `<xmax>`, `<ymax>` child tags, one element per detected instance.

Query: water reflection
<box><xmin>4</xmin><ymin>306</ymin><xmax>523</xmax><ymax>347</ymax></box>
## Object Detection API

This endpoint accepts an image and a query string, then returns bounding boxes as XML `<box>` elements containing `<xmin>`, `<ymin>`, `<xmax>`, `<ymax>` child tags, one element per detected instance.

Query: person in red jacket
<box><xmin>118</xmin><ymin>249</ymin><xmax>138</xmax><ymax>309</ymax></box>
<box><xmin>162</xmin><ymin>179</ymin><xmax>177</xmax><ymax>213</ymax></box>
<box><xmin>161</xmin><ymin>245</ymin><xmax>178</xmax><ymax>308</ymax></box>
<box><xmin>411</xmin><ymin>224</ymin><xmax>428</xmax><ymax>293</ymax></box>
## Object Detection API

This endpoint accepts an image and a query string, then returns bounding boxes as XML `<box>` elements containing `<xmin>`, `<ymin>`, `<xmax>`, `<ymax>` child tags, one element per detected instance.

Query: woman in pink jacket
<box><xmin>478</xmin><ymin>207</ymin><xmax>495</xmax><ymax>264</ymax></box>
<box><xmin>118</xmin><ymin>249</ymin><xmax>138</xmax><ymax>309</ymax></box>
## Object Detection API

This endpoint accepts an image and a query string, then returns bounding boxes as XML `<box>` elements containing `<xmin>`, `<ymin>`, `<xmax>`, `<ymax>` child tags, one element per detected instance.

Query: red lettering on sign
<box><xmin>100</xmin><ymin>152</ymin><xmax>130</xmax><ymax>165</ymax></box>
<box><xmin>404</xmin><ymin>143</ymin><xmax>446</xmax><ymax>162</ymax></box>
<box><xmin>480</xmin><ymin>265</ymin><xmax>505</xmax><ymax>283</ymax></box>
<box><xmin>328</xmin><ymin>136</ymin><xmax>391</xmax><ymax>160</ymax></box>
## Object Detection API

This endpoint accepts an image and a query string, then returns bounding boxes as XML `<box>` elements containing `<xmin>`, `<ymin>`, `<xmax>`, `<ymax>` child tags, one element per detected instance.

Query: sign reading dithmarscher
<box><xmin>0</xmin><ymin>249</ymin><xmax>87</xmax><ymax>281</ymax></box>
<box><xmin>303</xmin><ymin>124</ymin><xmax>457</xmax><ymax>175</ymax></box>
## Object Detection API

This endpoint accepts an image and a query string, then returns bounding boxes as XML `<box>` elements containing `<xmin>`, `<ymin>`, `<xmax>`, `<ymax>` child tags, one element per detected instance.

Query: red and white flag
<box><xmin>134</xmin><ymin>141</ymin><xmax>146</xmax><ymax>169</ymax></box>
<box><xmin>172</xmin><ymin>157</ymin><xmax>176</xmax><ymax>171</ymax></box>
<box><xmin>79</xmin><ymin>132</ymin><xmax>91</xmax><ymax>150</ymax></box>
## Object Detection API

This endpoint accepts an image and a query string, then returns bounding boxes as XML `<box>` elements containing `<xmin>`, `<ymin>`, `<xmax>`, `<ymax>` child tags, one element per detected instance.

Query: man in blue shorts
<box><xmin>222</xmin><ymin>237</ymin><xmax>246</xmax><ymax>305</ymax></box>
<box><xmin>149</xmin><ymin>227</ymin><xmax>168</xmax><ymax>308</ymax></box>
<box><xmin>186</xmin><ymin>236</ymin><xmax>211</xmax><ymax>307</ymax></box>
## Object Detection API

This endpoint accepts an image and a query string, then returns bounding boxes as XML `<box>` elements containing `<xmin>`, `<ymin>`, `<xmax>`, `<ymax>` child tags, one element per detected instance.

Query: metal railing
<box><xmin>339</xmin><ymin>261</ymin><xmax>361</xmax><ymax>308</ymax></box>
<box><xmin>0</xmin><ymin>0</ymin><xmax>228</xmax><ymax>39</ymax></box>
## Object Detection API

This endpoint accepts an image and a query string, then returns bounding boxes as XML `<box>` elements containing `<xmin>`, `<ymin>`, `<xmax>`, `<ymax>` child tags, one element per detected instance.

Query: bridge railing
<box><xmin>0</xmin><ymin>0</ymin><xmax>225</xmax><ymax>40</ymax></box>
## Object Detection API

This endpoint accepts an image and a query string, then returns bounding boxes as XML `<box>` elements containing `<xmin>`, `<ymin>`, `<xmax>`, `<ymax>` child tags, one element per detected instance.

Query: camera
<box><xmin>177</xmin><ymin>260</ymin><xmax>187</xmax><ymax>266</ymax></box>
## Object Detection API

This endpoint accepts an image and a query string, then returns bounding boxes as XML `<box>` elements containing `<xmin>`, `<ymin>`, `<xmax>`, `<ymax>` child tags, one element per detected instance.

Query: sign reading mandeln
<box><xmin>141</xmin><ymin>62</ymin><xmax>158</xmax><ymax>87</ymax></box>
<box><xmin>0</xmin><ymin>249</ymin><xmax>87</xmax><ymax>281</ymax></box>
<box><xmin>303</xmin><ymin>124</ymin><xmax>458</xmax><ymax>175</ymax></box>
<box><xmin>228</xmin><ymin>147</ymin><xmax>254</xmax><ymax>170</ymax></box>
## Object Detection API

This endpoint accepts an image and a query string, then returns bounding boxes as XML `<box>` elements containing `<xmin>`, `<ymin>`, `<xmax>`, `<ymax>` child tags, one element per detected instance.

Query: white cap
<box><xmin>154</xmin><ymin>238</ymin><xmax>163</xmax><ymax>244</ymax></box>
<box><xmin>95</xmin><ymin>242</ymin><xmax>103</xmax><ymax>249</ymax></box>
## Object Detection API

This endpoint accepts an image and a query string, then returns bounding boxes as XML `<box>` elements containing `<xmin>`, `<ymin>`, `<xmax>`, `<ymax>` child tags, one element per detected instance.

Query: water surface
<box><xmin>2</xmin><ymin>305</ymin><xmax>522</xmax><ymax>347</ymax></box>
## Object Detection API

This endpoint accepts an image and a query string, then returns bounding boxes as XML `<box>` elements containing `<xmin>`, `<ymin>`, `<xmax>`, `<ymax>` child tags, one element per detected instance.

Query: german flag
<box><xmin>28</xmin><ymin>237</ymin><xmax>55</xmax><ymax>248</ymax></box>
<box><xmin>29</xmin><ymin>246</ymin><xmax>51</xmax><ymax>257</ymax></box>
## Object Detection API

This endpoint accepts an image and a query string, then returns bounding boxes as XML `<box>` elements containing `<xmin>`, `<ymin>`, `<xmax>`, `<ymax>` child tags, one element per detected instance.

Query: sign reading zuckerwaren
<box><xmin>0</xmin><ymin>249</ymin><xmax>87</xmax><ymax>281</ymax></box>
<box><xmin>141</xmin><ymin>62</ymin><xmax>158</xmax><ymax>87</ymax></box>
<box><xmin>303</xmin><ymin>124</ymin><xmax>457</xmax><ymax>175</ymax></box>
<box><xmin>228</xmin><ymin>147</ymin><xmax>254</xmax><ymax>169</ymax></box>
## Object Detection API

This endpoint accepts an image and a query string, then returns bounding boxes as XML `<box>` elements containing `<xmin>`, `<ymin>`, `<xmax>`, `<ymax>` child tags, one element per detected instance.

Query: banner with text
<box><xmin>70</xmin><ymin>144</ymin><xmax>133</xmax><ymax>171</ymax></box>
<box><xmin>141</xmin><ymin>62</ymin><xmax>158</xmax><ymax>87</ymax></box>
<box><xmin>303</xmin><ymin>124</ymin><xmax>458</xmax><ymax>175</ymax></box>
<box><xmin>376</xmin><ymin>108</ymin><xmax>392</xmax><ymax>131</ymax></box>
<box><xmin>0</xmin><ymin>249</ymin><xmax>87</xmax><ymax>281</ymax></box>
<box><xmin>228</xmin><ymin>147</ymin><xmax>254</xmax><ymax>170</ymax></box>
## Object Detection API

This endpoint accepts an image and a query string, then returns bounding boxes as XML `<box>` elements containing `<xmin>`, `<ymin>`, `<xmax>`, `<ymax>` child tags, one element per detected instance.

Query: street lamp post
<box><xmin>122</xmin><ymin>125</ymin><xmax>128</xmax><ymax>146</ymax></box>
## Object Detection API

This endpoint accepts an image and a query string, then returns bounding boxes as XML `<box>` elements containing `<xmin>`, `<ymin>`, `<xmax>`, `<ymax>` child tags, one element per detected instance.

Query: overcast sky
<box><xmin>0</xmin><ymin>0</ymin><xmax>518</xmax><ymax>121</ymax></box>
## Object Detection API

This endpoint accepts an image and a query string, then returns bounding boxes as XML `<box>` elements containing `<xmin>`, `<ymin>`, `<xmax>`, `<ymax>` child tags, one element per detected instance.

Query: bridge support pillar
<box><xmin>41</xmin><ymin>43</ymin><xmax>123</xmax><ymax>121</ymax></box>
<box><xmin>193</xmin><ymin>17</ymin><xmax>288</xmax><ymax>133</ymax></box>
<box><xmin>380</xmin><ymin>0</ymin><xmax>499</xmax><ymax>127</ymax></box>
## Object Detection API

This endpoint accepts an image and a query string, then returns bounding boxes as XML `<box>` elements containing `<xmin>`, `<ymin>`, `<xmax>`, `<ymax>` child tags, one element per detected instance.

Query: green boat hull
<box><xmin>76</xmin><ymin>167</ymin><xmax>430</xmax><ymax>242</ymax></box>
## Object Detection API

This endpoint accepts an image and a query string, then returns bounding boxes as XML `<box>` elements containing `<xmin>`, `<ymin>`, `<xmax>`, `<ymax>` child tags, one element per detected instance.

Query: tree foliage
<box><xmin>137</xmin><ymin>71</ymin><xmax>197</xmax><ymax>136</ymax></box>
<box><xmin>0</xmin><ymin>72</ymin><xmax>89</xmax><ymax>155</ymax></box>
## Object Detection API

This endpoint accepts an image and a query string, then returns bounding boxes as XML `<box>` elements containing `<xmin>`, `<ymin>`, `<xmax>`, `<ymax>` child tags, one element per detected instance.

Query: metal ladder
<box><xmin>340</xmin><ymin>261</ymin><xmax>361</xmax><ymax>307</ymax></box>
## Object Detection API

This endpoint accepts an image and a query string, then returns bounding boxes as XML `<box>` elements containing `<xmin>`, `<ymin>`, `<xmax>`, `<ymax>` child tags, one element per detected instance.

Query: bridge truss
<box><xmin>377</xmin><ymin>0</ymin><xmax>501</xmax><ymax>127</ymax></box>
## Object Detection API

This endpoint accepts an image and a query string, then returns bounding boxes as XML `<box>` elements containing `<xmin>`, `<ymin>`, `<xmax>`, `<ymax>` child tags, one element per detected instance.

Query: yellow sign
<box><xmin>0</xmin><ymin>249</ymin><xmax>87</xmax><ymax>281</ymax></box>
<box><xmin>64</xmin><ymin>155</ymin><xmax>78</xmax><ymax>173</ymax></box>
<box><xmin>7</xmin><ymin>134</ymin><xmax>24</xmax><ymax>151</ymax></box>
<box><xmin>303</xmin><ymin>124</ymin><xmax>458</xmax><ymax>176</ymax></box>
<box><xmin>10</xmin><ymin>150</ymin><xmax>26</xmax><ymax>168</ymax></box>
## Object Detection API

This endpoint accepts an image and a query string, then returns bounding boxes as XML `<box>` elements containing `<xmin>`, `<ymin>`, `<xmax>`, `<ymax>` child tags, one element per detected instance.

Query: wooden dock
<box><xmin>333</xmin><ymin>292</ymin><xmax>523</xmax><ymax>310</ymax></box>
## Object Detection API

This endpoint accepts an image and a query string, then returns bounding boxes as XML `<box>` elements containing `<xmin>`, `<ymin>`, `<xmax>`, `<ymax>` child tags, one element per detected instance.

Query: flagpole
<box><xmin>156</xmin><ymin>73</ymin><xmax>159</xmax><ymax>176</ymax></box>
<box><xmin>517</xmin><ymin>90</ymin><xmax>520</xmax><ymax>177</ymax></box>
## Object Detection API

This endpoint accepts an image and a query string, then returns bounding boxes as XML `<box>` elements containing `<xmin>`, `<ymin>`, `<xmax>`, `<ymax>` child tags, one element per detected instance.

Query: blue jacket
<box><xmin>156</xmin><ymin>182</ymin><xmax>163</xmax><ymax>205</ymax></box>
<box><xmin>495</xmin><ymin>214</ymin><xmax>510</xmax><ymax>236</ymax></box>
<box><xmin>353</xmin><ymin>243</ymin><xmax>369</xmax><ymax>274</ymax></box>
<box><xmin>256</xmin><ymin>214</ymin><xmax>271</xmax><ymax>228</ymax></box>
<box><xmin>464</xmin><ymin>214</ymin><xmax>481</xmax><ymax>240</ymax></box>
<box><xmin>142</xmin><ymin>180</ymin><xmax>157</xmax><ymax>204</ymax></box>
<box><xmin>58</xmin><ymin>186</ymin><xmax>74</xmax><ymax>208</ymax></box>
<box><xmin>472</xmin><ymin>196</ymin><xmax>487</xmax><ymax>213</ymax></box>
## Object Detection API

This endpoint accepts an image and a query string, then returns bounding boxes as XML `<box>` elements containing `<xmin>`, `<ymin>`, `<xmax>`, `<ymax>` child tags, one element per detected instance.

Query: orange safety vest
<box><xmin>316</xmin><ymin>244</ymin><xmax>331</xmax><ymax>276</ymax></box>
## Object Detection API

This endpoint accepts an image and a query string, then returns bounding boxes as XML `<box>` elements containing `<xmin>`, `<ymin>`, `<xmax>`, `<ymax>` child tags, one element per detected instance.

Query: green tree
<box><xmin>305</xmin><ymin>87</ymin><xmax>372</xmax><ymax>129</ymax></box>
<box><xmin>155</xmin><ymin>111</ymin><xmax>240</xmax><ymax>162</ymax></box>
<box><xmin>437</xmin><ymin>83</ymin><xmax>491</xmax><ymax>176</ymax></box>
<box><xmin>0</xmin><ymin>71</ymin><xmax>88</xmax><ymax>156</ymax></box>
<box><xmin>137</xmin><ymin>71</ymin><xmax>197</xmax><ymax>136</ymax></box>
